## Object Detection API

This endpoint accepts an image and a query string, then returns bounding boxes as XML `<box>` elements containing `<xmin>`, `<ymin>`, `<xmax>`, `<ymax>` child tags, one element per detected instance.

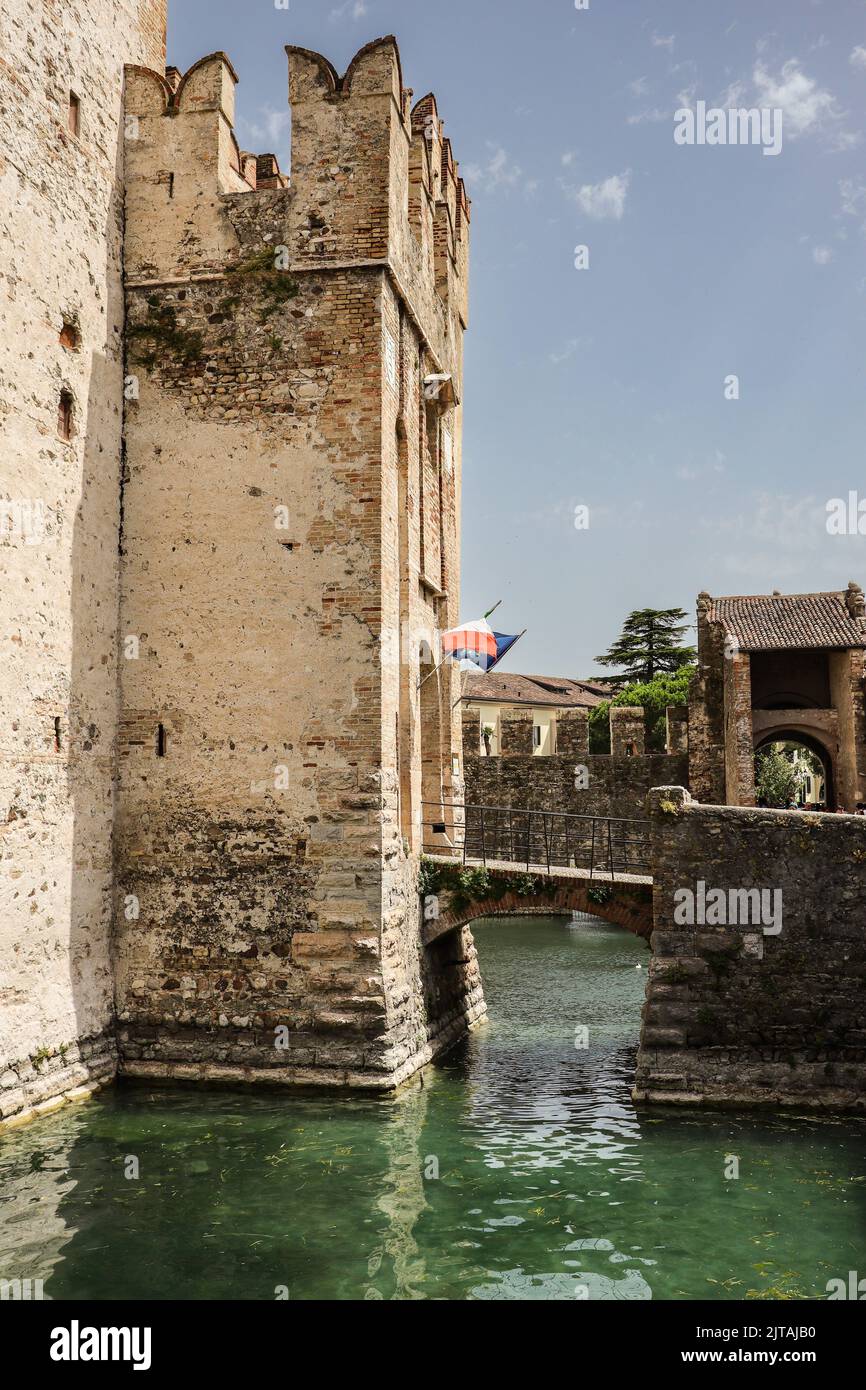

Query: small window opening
<box><xmin>58</xmin><ymin>389</ymin><xmax>74</xmax><ymax>440</ymax></box>
<box><xmin>68</xmin><ymin>92</ymin><xmax>80</xmax><ymax>137</ymax></box>
<box><xmin>156</xmin><ymin>723</ymin><xmax>167</xmax><ymax>757</ymax></box>
<box><xmin>168</xmin><ymin>172</ymin><xmax>175</xmax><ymax>199</ymax></box>
<box><xmin>59</xmin><ymin>319</ymin><xmax>80</xmax><ymax>350</ymax></box>
<box><xmin>54</xmin><ymin>717</ymin><xmax>61</xmax><ymax>752</ymax></box>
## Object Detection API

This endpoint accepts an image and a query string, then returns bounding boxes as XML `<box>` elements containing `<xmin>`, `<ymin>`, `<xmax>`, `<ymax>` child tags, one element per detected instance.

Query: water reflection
<box><xmin>0</xmin><ymin>915</ymin><xmax>863</xmax><ymax>1301</ymax></box>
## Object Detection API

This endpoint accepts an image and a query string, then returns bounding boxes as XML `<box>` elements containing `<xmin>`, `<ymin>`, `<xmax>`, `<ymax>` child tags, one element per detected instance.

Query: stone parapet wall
<box><xmin>636</xmin><ymin>787</ymin><xmax>866</xmax><ymax>1110</ymax></box>
<box><xmin>465</xmin><ymin>753</ymin><xmax>689</xmax><ymax>822</ymax></box>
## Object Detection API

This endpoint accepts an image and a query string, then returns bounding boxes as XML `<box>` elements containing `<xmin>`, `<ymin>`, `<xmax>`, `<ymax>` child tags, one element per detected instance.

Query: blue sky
<box><xmin>169</xmin><ymin>0</ymin><xmax>866</xmax><ymax>678</ymax></box>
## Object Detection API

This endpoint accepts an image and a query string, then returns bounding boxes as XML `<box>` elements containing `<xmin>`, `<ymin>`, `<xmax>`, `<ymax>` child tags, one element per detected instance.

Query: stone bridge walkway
<box><xmin>421</xmin><ymin>855</ymin><xmax>654</xmax><ymax>944</ymax></box>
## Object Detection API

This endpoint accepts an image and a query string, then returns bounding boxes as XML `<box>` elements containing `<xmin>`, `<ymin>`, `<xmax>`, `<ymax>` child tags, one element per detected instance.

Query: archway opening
<box><xmin>754</xmin><ymin>733</ymin><xmax>833</xmax><ymax>811</ymax></box>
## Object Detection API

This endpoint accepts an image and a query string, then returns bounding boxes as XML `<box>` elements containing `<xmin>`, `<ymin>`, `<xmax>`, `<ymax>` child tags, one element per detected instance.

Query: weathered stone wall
<box><xmin>0</xmin><ymin>0</ymin><xmax>167</xmax><ymax>1125</ymax></box>
<box><xmin>610</xmin><ymin>706</ymin><xmax>645</xmax><ymax>757</ymax></box>
<box><xmin>829</xmin><ymin>648</ymin><xmax>866</xmax><ymax>810</ymax></box>
<box><xmin>463</xmin><ymin>752</ymin><xmax>684</xmax><ymax>874</ymax></box>
<box><xmin>636</xmin><ymin>787</ymin><xmax>866</xmax><ymax>1110</ymax></box>
<box><xmin>465</xmin><ymin>752</ymin><xmax>688</xmax><ymax>822</ymax></box>
<box><xmin>688</xmin><ymin>593</ymin><xmax>726</xmax><ymax>803</ymax></box>
<box><xmin>724</xmin><ymin>651</ymin><xmax>754</xmax><ymax>805</ymax></box>
<box><xmin>665</xmin><ymin>705</ymin><xmax>688</xmax><ymax>755</ymax></box>
<box><xmin>115</xmin><ymin>42</ymin><xmax>476</xmax><ymax>1090</ymax></box>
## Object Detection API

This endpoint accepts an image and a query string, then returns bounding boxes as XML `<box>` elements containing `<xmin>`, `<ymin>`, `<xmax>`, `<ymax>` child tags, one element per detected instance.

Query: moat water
<box><xmin>1</xmin><ymin>916</ymin><xmax>864</xmax><ymax>1301</ymax></box>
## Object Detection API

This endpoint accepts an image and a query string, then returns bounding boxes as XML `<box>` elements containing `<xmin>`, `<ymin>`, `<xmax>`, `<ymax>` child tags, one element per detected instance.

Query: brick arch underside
<box><xmin>431</xmin><ymin>882</ymin><xmax>653</xmax><ymax>943</ymax></box>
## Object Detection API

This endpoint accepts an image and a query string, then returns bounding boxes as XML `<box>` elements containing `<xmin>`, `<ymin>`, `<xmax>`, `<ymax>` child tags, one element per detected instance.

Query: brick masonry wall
<box><xmin>115</xmin><ymin>44</ymin><xmax>475</xmax><ymax>1091</ymax></box>
<box><xmin>0</xmin><ymin>0</ymin><xmax>167</xmax><ymax>1126</ymax></box>
<box><xmin>636</xmin><ymin>787</ymin><xmax>866</xmax><ymax>1109</ymax></box>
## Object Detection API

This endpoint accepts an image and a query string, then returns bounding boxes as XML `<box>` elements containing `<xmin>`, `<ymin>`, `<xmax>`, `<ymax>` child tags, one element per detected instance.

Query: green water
<box><xmin>1</xmin><ymin>916</ymin><xmax>864</xmax><ymax>1300</ymax></box>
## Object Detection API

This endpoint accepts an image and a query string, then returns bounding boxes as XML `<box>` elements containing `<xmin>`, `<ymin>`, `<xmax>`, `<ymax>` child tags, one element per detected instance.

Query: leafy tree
<box><xmin>589</xmin><ymin>666</ymin><xmax>695</xmax><ymax>753</ymax></box>
<box><xmin>594</xmin><ymin>608</ymin><xmax>696</xmax><ymax>686</ymax></box>
<box><xmin>754</xmin><ymin>746</ymin><xmax>798</xmax><ymax>808</ymax></box>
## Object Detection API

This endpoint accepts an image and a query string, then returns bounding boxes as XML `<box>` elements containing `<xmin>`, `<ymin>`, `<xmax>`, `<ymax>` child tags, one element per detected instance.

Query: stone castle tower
<box><xmin>1</xmin><ymin>9</ymin><xmax>482</xmax><ymax>1124</ymax></box>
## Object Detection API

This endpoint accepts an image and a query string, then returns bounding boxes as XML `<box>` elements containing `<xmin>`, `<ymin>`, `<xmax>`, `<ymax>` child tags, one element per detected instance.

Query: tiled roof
<box><xmin>461</xmin><ymin>672</ymin><xmax>606</xmax><ymax>708</ymax></box>
<box><xmin>707</xmin><ymin>591</ymin><xmax>866</xmax><ymax>651</ymax></box>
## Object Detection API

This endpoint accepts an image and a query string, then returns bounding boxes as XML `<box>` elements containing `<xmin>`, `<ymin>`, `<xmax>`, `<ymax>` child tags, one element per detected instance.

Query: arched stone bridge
<box><xmin>422</xmin><ymin>860</ymin><xmax>654</xmax><ymax>943</ymax></box>
<box><xmin>423</xmin><ymin>789</ymin><xmax>866</xmax><ymax>1113</ymax></box>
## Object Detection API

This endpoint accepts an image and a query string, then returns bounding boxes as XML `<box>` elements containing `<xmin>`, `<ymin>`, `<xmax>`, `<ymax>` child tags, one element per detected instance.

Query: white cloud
<box><xmin>567</xmin><ymin>170</ymin><xmax>630</xmax><ymax>221</ymax></box>
<box><xmin>839</xmin><ymin>176</ymin><xmax>866</xmax><ymax>231</ymax></box>
<box><xmin>718</xmin><ymin>79</ymin><xmax>749</xmax><ymax>107</ymax></box>
<box><xmin>812</xmin><ymin>245</ymin><xmax>833</xmax><ymax>265</ymax></box>
<box><xmin>627</xmin><ymin>107</ymin><xmax>668</xmax><ymax>126</ymax></box>
<box><xmin>829</xmin><ymin>129</ymin><xmax>863</xmax><ymax>152</ymax></box>
<box><xmin>561</xmin><ymin>151</ymin><xmax>576</xmax><ymax>167</ymax></box>
<box><xmin>329</xmin><ymin>0</ymin><xmax>368</xmax><ymax>21</ymax></box>
<box><xmin>850</xmin><ymin>46</ymin><xmax>866</xmax><ymax>71</ymax></box>
<box><xmin>237</xmin><ymin>108</ymin><xmax>290</xmax><ymax>158</ymax></box>
<box><xmin>629</xmin><ymin>76</ymin><xmax>650</xmax><ymax>98</ymax></box>
<box><xmin>677</xmin><ymin>451</ymin><xmax>726</xmax><ymax>482</ymax></box>
<box><xmin>652</xmin><ymin>33</ymin><xmax>675</xmax><ymax>52</ymax></box>
<box><xmin>548</xmin><ymin>336</ymin><xmax>590</xmax><ymax>366</ymax></box>
<box><xmin>753</xmin><ymin>59</ymin><xmax>838</xmax><ymax>137</ymax></box>
<box><xmin>710</xmin><ymin>494</ymin><xmax>825</xmax><ymax>577</ymax></box>
<box><xmin>464</xmin><ymin>144</ymin><xmax>523</xmax><ymax>194</ymax></box>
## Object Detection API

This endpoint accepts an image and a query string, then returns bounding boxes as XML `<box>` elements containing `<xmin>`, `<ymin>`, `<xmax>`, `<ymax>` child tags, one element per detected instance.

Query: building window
<box><xmin>54</xmin><ymin>717</ymin><xmax>62</xmax><ymax>752</ymax></box>
<box><xmin>68</xmin><ymin>92</ymin><xmax>80</xmax><ymax>136</ymax></box>
<box><xmin>156</xmin><ymin>724</ymin><xmax>167</xmax><ymax>757</ymax></box>
<box><xmin>58</xmin><ymin>390</ymin><xmax>74</xmax><ymax>440</ymax></box>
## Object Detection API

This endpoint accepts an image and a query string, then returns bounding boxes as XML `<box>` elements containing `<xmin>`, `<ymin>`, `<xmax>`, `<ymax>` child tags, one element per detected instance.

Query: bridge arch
<box><xmin>424</xmin><ymin>870</ymin><xmax>653</xmax><ymax>946</ymax></box>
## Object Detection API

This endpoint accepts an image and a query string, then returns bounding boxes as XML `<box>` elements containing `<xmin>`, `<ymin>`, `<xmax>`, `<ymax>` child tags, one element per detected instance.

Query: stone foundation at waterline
<box><xmin>635</xmin><ymin>788</ymin><xmax>866</xmax><ymax>1110</ymax></box>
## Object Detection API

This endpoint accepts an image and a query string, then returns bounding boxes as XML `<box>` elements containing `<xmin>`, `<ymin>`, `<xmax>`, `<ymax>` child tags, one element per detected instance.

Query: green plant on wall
<box><xmin>127</xmin><ymin>298</ymin><xmax>204</xmax><ymax>369</ymax></box>
<box><xmin>418</xmin><ymin>859</ymin><xmax>556</xmax><ymax>914</ymax></box>
<box><xmin>223</xmin><ymin>248</ymin><xmax>300</xmax><ymax>323</ymax></box>
<box><xmin>587</xmin><ymin>884</ymin><xmax>614</xmax><ymax>906</ymax></box>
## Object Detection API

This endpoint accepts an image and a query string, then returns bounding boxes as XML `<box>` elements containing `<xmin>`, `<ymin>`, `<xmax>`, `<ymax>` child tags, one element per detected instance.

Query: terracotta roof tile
<box><xmin>460</xmin><ymin>672</ymin><xmax>605</xmax><ymax>708</ymax></box>
<box><xmin>707</xmin><ymin>591</ymin><xmax>866</xmax><ymax>651</ymax></box>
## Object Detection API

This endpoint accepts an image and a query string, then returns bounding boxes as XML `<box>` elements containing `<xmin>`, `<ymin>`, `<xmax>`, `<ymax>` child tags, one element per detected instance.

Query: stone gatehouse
<box><xmin>689</xmin><ymin>584</ymin><xmax>866</xmax><ymax>811</ymax></box>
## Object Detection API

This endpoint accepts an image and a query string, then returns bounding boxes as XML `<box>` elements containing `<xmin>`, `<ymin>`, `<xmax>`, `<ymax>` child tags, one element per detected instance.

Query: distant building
<box><xmin>689</xmin><ymin>583</ymin><xmax>866</xmax><ymax>811</ymax></box>
<box><xmin>461</xmin><ymin>671</ymin><xmax>609</xmax><ymax>756</ymax></box>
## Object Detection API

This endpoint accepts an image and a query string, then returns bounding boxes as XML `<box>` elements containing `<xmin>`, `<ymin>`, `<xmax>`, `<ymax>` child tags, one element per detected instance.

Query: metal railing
<box><xmin>421</xmin><ymin>801</ymin><xmax>651</xmax><ymax>879</ymax></box>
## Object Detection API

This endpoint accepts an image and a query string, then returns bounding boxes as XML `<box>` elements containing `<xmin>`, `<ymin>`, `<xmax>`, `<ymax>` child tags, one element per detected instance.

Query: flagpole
<box><xmin>416</xmin><ymin>603</ymin><xmax>503</xmax><ymax>692</ymax></box>
<box><xmin>450</xmin><ymin>629</ymin><xmax>526</xmax><ymax>709</ymax></box>
<box><xmin>417</xmin><ymin>655</ymin><xmax>448</xmax><ymax>692</ymax></box>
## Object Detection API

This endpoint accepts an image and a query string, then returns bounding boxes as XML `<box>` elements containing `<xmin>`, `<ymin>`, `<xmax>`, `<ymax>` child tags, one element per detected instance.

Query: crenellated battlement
<box><xmin>124</xmin><ymin>38</ymin><xmax>469</xmax><ymax>353</ymax></box>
